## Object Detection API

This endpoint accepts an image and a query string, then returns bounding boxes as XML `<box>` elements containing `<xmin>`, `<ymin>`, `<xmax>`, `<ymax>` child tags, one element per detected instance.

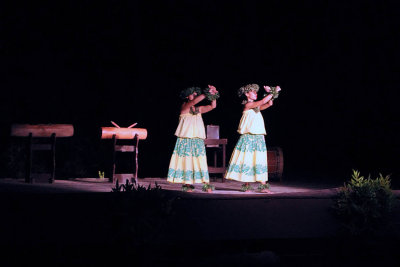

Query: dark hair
<box><xmin>239</xmin><ymin>93</ymin><xmax>248</xmax><ymax>105</ymax></box>
<box><xmin>238</xmin><ymin>84</ymin><xmax>259</xmax><ymax>104</ymax></box>
<box><xmin>179</xmin><ymin>87</ymin><xmax>202</xmax><ymax>99</ymax></box>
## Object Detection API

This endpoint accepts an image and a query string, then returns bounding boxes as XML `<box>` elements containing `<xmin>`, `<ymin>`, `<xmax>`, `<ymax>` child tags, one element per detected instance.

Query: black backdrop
<box><xmin>1</xmin><ymin>0</ymin><xmax>398</xmax><ymax>183</ymax></box>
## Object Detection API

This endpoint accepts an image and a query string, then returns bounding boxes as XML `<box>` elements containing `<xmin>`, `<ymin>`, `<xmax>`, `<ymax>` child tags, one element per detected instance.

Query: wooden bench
<box><xmin>10</xmin><ymin>124</ymin><xmax>74</xmax><ymax>183</ymax></box>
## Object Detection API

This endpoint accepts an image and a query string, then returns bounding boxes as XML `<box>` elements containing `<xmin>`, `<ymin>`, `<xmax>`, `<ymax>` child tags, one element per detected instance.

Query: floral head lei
<box><xmin>179</xmin><ymin>87</ymin><xmax>202</xmax><ymax>100</ymax></box>
<box><xmin>203</xmin><ymin>86</ymin><xmax>220</xmax><ymax>101</ymax></box>
<box><xmin>238</xmin><ymin>84</ymin><xmax>259</xmax><ymax>104</ymax></box>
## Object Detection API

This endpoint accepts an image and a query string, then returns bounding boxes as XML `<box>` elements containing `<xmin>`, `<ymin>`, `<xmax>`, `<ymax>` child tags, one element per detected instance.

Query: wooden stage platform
<box><xmin>1</xmin><ymin>178</ymin><xmax>400</xmax><ymax>266</ymax></box>
<box><xmin>0</xmin><ymin>177</ymin><xmax>342</xmax><ymax>197</ymax></box>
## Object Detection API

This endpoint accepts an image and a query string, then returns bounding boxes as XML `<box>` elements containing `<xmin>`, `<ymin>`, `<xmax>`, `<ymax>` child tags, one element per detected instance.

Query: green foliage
<box><xmin>262</xmin><ymin>86</ymin><xmax>281</xmax><ymax>101</ymax></box>
<box><xmin>238</xmin><ymin>84</ymin><xmax>259</xmax><ymax>97</ymax></box>
<box><xmin>111</xmin><ymin>178</ymin><xmax>164</xmax><ymax>194</ymax></box>
<box><xmin>121</xmin><ymin>179</ymin><xmax>136</xmax><ymax>192</ymax></box>
<box><xmin>257</xmin><ymin>183</ymin><xmax>270</xmax><ymax>190</ymax></box>
<box><xmin>111</xmin><ymin>180</ymin><xmax>123</xmax><ymax>192</ymax></box>
<box><xmin>181</xmin><ymin>184</ymin><xmax>195</xmax><ymax>192</ymax></box>
<box><xmin>202</xmin><ymin>183</ymin><xmax>215</xmax><ymax>192</ymax></box>
<box><xmin>98</xmin><ymin>171</ymin><xmax>105</xmax><ymax>179</ymax></box>
<box><xmin>203</xmin><ymin>87</ymin><xmax>220</xmax><ymax>101</ymax></box>
<box><xmin>108</xmin><ymin>178</ymin><xmax>175</xmax><ymax>248</ymax></box>
<box><xmin>269</xmin><ymin>86</ymin><xmax>281</xmax><ymax>99</ymax></box>
<box><xmin>333</xmin><ymin>170</ymin><xmax>397</xmax><ymax>236</ymax></box>
<box><xmin>240</xmin><ymin>183</ymin><xmax>254</xmax><ymax>192</ymax></box>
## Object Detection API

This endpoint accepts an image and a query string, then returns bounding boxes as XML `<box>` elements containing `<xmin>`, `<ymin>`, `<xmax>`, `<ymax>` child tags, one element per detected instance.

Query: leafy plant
<box><xmin>333</xmin><ymin>170</ymin><xmax>397</xmax><ymax>236</ymax></box>
<box><xmin>108</xmin><ymin>178</ymin><xmax>175</xmax><ymax>251</ymax></box>
<box><xmin>111</xmin><ymin>180</ymin><xmax>123</xmax><ymax>192</ymax></box>
<box><xmin>111</xmin><ymin>178</ymin><xmax>163</xmax><ymax>193</ymax></box>
<box><xmin>121</xmin><ymin>179</ymin><xmax>135</xmax><ymax>192</ymax></box>
<box><xmin>98</xmin><ymin>171</ymin><xmax>105</xmax><ymax>179</ymax></box>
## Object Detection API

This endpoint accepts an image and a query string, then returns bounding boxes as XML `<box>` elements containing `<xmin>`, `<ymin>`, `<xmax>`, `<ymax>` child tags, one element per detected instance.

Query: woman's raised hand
<box><xmin>208</xmin><ymin>85</ymin><xmax>218</xmax><ymax>95</ymax></box>
<box><xmin>263</xmin><ymin>85</ymin><xmax>271</xmax><ymax>93</ymax></box>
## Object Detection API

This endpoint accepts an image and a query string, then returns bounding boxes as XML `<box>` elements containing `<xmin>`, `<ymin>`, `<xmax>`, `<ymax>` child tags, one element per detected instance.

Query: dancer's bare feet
<box><xmin>202</xmin><ymin>183</ymin><xmax>215</xmax><ymax>193</ymax></box>
<box><xmin>240</xmin><ymin>182</ymin><xmax>253</xmax><ymax>192</ymax></box>
<box><xmin>258</xmin><ymin>182</ymin><xmax>270</xmax><ymax>193</ymax></box>
<box><xmin>182</xmin><ymin>184</ymin><xmax>194</xmax><ymax>192</ymax></box>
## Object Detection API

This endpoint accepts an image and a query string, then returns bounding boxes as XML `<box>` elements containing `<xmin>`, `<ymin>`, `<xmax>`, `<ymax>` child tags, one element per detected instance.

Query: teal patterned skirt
<box><xmin>167</xmin><ymin>137</ymin><xmax>209</xmax><ymax>184</ymax></box>
<box><xmin>225</xmin><ymin>134</ymin><xmax>268</xmax><ymax>182</ymax></box>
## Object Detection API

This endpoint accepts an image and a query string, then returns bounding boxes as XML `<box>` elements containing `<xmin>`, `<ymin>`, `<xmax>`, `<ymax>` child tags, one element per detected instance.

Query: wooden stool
<box><xmin>101</xmin><ymin>123</ymin><xmax>147</xmax><ymax>184</ymax></box>
<box><xmin>109</xmin><ymin>134</ymin><xmax>139</xmax><ymax>184</ymax></box>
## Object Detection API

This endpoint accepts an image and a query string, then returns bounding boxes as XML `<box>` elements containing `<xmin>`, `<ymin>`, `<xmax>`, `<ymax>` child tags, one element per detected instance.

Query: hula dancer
<box><xmin>167</xmin><ymin>85</ymin><xmax>219</xmax><ymax>192</ymax></box>
<box><xmin>225</xmin><ymin>84</ymin><xmax>279</xmax><ymax>192</ymax></box>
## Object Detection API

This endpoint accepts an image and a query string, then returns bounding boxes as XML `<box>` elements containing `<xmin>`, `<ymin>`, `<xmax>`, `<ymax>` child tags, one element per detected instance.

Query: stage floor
<box><xmin>0</xmin><ymin>177</ymin><xmax>346</xmax><ymax>198</ymax></box>
<box><xmin>1</xmin><ymin>177</ymin><xmax>400</xmax><ymax>266</ymax></box>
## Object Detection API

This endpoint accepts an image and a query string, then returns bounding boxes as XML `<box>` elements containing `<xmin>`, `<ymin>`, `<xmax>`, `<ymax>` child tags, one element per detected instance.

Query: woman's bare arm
<box><xmin>243</xmin><ymin>94</ymin><xmax>273</xmax><ymax>111</ymax></box>
<box><xmin>260</xmin><ymin>100</ymin><xmax>273</xmax><ymax>110</ymax></box>
<box><xmin>181</xmin><ymin>94</ymin><xmax>206</xmax><ymax>113</ymax></box>
<box><xmin>199</xmin><ymin>100</ymin><xmax>217</xmax><ymax>114</ymax></box>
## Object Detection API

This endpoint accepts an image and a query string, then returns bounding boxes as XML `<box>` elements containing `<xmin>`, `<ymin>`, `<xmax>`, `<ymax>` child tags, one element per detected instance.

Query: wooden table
<box><xmin>204</xmin><ymin>138</ymin><xmax>228</xmax><ymax>182</ymax></box>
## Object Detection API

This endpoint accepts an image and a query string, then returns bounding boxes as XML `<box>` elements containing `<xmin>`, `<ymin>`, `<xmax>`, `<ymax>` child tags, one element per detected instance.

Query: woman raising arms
<box><xmin>167</xmin><ymin>85</ymin><xmax>219</xmax><ymax>192</ymax></box>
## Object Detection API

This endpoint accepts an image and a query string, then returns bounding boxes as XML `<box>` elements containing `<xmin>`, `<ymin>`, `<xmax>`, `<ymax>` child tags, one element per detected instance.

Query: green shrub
<box><xmin>109</xmin><ymin>179</ymin><xmax>176</xmax><ymax>247</ymax></box>
<box><xmin>333</xmin><ymin>170</ymin><xmax>397</xmax><ymax>236</ymax></box>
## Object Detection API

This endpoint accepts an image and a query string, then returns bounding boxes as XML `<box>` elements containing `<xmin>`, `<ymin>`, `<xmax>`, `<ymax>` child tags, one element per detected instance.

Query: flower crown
<box><xmin>179</xmin><ymin>87</ymin><xmax>202</xmax><ymax>99</ymax></box>
<box><xmin>238</xmin><ymin>84</ymin><xmax>259</xmax><ymax>104</ymax></box>
<box><xmin>203</xmin><ymin>87</ymin><xmax>220</xmax><ymax>101</ymax></box>
<box><xmin>238</xmin><ymin>84</ymin><xmax>259</xmax><ymax>98</ymax></box>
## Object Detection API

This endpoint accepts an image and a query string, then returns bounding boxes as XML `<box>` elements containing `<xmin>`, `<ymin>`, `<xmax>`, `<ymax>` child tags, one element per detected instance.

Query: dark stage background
<box><xmin>1</xmin><ymin>0</ymin><xmax>398</xmax><ymax>183</ymax></box>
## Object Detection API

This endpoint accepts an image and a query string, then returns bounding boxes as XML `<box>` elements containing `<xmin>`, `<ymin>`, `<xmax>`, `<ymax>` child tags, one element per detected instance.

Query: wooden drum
<box><xmin>101</xmin><ymin>127</ymin><xmax>148</xmax><ymax>140</ymax></box>
<box><xmin>267</xmin><ymin>146</ymin><xmax>284</xmax><ymax>181</ymax></box>
<box><xmin>11</xmin><ymin>124</ymin><xmax>74</xmax><ymax>137</ymax></box>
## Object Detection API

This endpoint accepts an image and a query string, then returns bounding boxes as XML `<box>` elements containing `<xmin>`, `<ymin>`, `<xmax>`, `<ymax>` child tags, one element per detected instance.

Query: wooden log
<box><xmin>101</xmin><ymin>127</ymin><xmax>147</xmax><ymax>140</ymax></box>
<box><xmin>11</xmin><ymin>124</ymin><xmax>74</xmax><ymax>137</ymax></box>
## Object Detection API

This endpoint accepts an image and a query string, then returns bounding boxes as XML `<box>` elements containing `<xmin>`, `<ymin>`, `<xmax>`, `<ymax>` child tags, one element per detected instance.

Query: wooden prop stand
<box><xmin>204</xmin><ymin>138</ymin><xmax>228</xmax><ymax>182</ymax></box>
<box><xmin>10</xmin><ymin>124</ymin><xmax>74</xmax><ymax>183</ymax></box>
<box><xmin>205</xmin><ymin>125</ymin><xmax>228</xmax><ymax>182</ymax></box>
<box><xmin>101</xmin><ymin>121</ymin><xmax>147</xmax><ymax>184</ymax></box>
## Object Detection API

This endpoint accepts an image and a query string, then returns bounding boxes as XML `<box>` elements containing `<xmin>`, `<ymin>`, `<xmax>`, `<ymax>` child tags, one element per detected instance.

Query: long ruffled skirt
<box><xmin>167</xmin><ymin>137</ymin><xmax>209</xmax><ymax>184</ymax></box>
<box><xmin>225</xmin><ymin>134</ymin><xmax>268</xmax><ymax>182</ymax></box>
